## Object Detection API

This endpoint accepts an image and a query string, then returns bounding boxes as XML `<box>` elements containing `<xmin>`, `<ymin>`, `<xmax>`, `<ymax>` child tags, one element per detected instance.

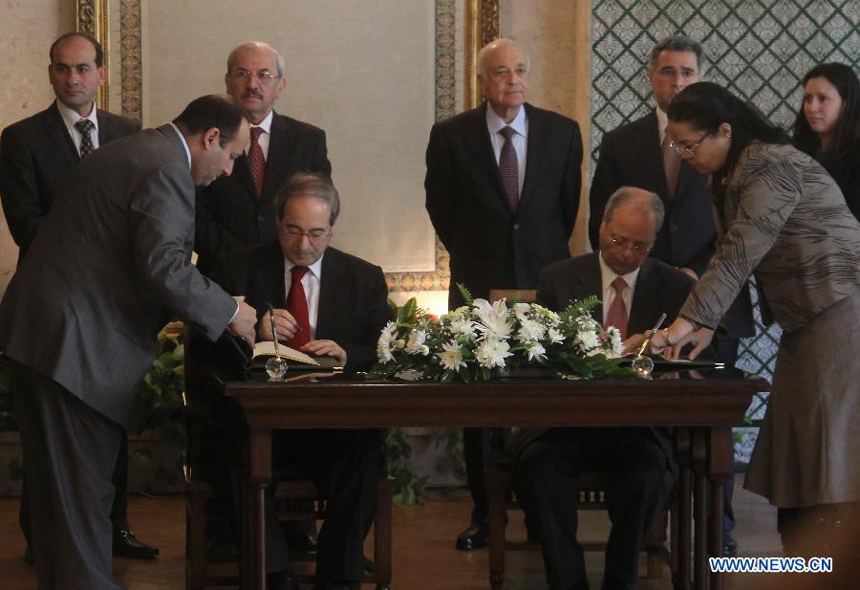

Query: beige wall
<box><xmin>0</xmin><ymin>0</ymin><xmax>75</xmax><ymax>293</ymax></box>
<box><xmin>501</xmin><ymin>0</ymin><xmax>592</xmax><ymax>255</ymax></box>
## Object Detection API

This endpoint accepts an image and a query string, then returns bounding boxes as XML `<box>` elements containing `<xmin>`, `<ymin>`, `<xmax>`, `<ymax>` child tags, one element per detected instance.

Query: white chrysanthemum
<box><xmin>525</xmin><ymin>341</ymin><xmax>546</xmax><ymax>361</ymax></box>
<box><xmin>575</xmin><ymin>329</ymin><xmax>600</xmax><ymax>352</ymax></box>
<box><xmin>474</xmin><ymin>337</ymin><xmax>512</xmax><ymax>369</ymax></box>
<box><xmin>473</xmin><ymin>298</ymin><xmax>512</xmax><ymax>340</ymax></box>
<box><xmin>605</xmin><ymin>326</ymin><xmax>624</xmax><ymax>357</ymax></box>
<box><xmin>395</xmin><ymin>338</ymin><xmax>406</xmax><ymax>349</ymax></box>
<box><xmin>449</xmin><ymin>316</ymin><xmax>477</xmax><ymax>338</ymax></box>
<box><xmin>377</xmin><ymin>321</ymin><xmax>398</xmax><ymax>362</ymax></box>
<box><xmin>437</xmin><ymin>341</ymin><xmax>467</xmax><ymax>371</ymax></box>
<box><xmin>406</xmin><ymin>330</ymin><xmax>430</xmax><ymax>356</ymax></box>
<box><xmin>517</xmin><ymin>318</ymin><xmax>546</xmax><ymax>343</ymax></box>
<box><xmin>577</xmin><ymin>316</ymin><xmax>600</xmax><ymax>334</ymax></box>
<box><xmin>512</xmin><ymin>302</ymin><xmax>530</xmax><ymax>321</ymax></box>
<box><xmin>547</xmin><ymin>327</ymin><xmax>564</xmax><ymax>344</ymax></box>
<box><xmin>395</xmin><ymin>369</ymin><xmax>423</xmax><ymax>381</ymax></box>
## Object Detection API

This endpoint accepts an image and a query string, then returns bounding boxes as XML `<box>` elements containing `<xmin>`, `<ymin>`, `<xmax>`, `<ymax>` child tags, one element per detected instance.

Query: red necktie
<box><xmin>498</xmin><ymin>126</ymin><xmax>519</xmax><ymax>215</ymax></box>
<box><xmin>286</xmin><ymin>266</ymin><xmax>310</xmax><ymax>348</ymax></box>
<box><xmin>248</xmin><ymin>126</ymin><xmax>266</xmax><ymax>199</ymax></box>
<box><xmin>605</xmin><ymin>276</ymin><xmax>628</xmax><ymax>340</ymax></box>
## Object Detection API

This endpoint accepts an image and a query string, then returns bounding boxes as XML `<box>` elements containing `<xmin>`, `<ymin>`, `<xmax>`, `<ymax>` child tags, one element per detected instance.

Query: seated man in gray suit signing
<box><xmin>514</xmin><ymin>187</ymin><xmax>695</xmax><ymax>590</ymax></box>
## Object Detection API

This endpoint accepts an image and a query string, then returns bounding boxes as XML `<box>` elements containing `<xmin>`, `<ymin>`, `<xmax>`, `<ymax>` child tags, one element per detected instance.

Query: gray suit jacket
<box><xmin>0</xmin><ymin>124</ymin><xmax>236</xmax><ymax>429</ymax></box>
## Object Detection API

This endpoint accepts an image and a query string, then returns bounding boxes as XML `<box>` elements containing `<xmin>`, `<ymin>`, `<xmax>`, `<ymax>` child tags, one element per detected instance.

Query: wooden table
<box><xmin>201</xmin><ymin>367</ymin><xmax>767</xmax><ymax>590</ymax></box>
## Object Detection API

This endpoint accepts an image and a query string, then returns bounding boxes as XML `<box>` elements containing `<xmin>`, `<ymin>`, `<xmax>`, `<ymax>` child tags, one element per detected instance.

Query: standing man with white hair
<box><xmin>424</xmin><ymin>37</ymin><xmax>583</xmax><ymax>551</ymax></box>
<box><xmin>196</xmin><ymin>41</ymin><xmax>331</xmax><ymax>277</ymax></box>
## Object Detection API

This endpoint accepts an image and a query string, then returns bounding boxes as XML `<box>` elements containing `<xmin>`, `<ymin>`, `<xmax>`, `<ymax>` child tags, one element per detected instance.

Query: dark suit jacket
<box><xmin>589</xmin><ymin>111</ymin><xmax>715</xmax><ymax>276</ymax></box>
<box><xmin>0</xmin><ymin>102</ymin><xmax>140</xmax><ymax>260</ymax></box>
<box><xmin>0</xmin><ymin>125</ymin><xmax>237</xmax><ymax>430</ymax></box>
<box><xmin>194</xmin><ymin>112</ymin><xmax>331</xmax><ymax>275</ymax></box>
<box><xmin>217</xmin><ymin>241</ymin><xmax>391</xmax><ymax>371</ymax></box>
<box><xmin>425</xmin><ymin>102</ymin><xmax>582</xmax><ymax>309</ymax></box>
<box><xmin>515</xmin><ymin>252</ymin><xmax>696</xmax><ymax>457</ymax></box>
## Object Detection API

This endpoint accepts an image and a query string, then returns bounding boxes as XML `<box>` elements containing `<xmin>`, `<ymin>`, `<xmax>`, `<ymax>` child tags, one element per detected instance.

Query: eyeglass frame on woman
<box><xmin>669</xmin><ymin>132</ymin><xmax>709</xmax><ymax>158</ymax></box>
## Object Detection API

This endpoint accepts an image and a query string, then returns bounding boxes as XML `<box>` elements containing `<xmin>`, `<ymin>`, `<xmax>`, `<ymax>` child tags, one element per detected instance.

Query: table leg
<box><xmin>675</xmin><ymin>428</ymin><xmax>692</xmax><ymax>590</ymax></box>
<box><xmin>486</xmin><ymin>451</ymin><xmax>507</xmax><ymax>590</ymax></box>
<box><xmin>248</xmin><ymin>429</ymin><xmax>272</xmax><ymax>590</ymax></box>
<box><xmin>708</xmin><ymin>427</ymin><xmax>732</xmax><ymax>590</ymax></box>
<box><xmin>692</xmin><ymin>429</ymin><xmax>708</xmax><ymax>590</ymax></box>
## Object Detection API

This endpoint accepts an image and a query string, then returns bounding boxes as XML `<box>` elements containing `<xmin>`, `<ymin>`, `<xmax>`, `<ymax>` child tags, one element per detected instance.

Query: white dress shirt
<box><xmin>486</xmin><ymin>105</ymin><xmax>528</xmax><ymax>196</ymax></box>
<box><xmin>284</xmin><ymin>254</ymin><xmax>325</xmax><ymax>339</ymax></box>
<box><xmin>251</xmin><ymin>110</ymin><xmax>274</xmax><ymax>160</ymax></box>
<box><xmin>56</xmin><ymin>99</ymin><xmax>99</xmax><ymax>156</ymax></box>
<box><xmin>598</xmin><ymin>253</ymin><xmax>640</xmax><ymax>327</ymax></box>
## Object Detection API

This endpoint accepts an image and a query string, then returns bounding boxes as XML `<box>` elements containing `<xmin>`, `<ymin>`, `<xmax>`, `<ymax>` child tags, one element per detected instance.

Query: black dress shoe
<box><xmin>723</xmin><ymin>531</ymin><xmax>738</xmax><ymax>555</ymax></box>
<box><xmin>456</xmin><ymin>522</ymin><xmax>489</xmax><ymax>550</ymax></box>
<box><xmin>283</xmin><ymin>521</ymin><xmax>318</xmax><ymax>553</ymax></box>
<box><xmin>113</xmin><ymin>528</ymin><xmax>159</xmax><ymax>559</ymax></box>
<box><xmin>267</xmin><ymin>570</ymin><xmax>301</xmax><ymax>590</ymax></box>
<box><xmin>601</xmin><ymin>574</ymin><xmax>630</xmax><ymax>590</ymax></box>
<box><xmin>23</xmin><ymin>546</ymin><xmax>34</xmax><ymax>566</ymax></box>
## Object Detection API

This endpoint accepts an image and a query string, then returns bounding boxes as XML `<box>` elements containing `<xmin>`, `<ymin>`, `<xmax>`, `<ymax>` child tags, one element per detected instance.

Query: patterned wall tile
<box><xmin>592</xmin><ymin>0</ymin><xmax>860</xmax><ymax>461</ymax></box>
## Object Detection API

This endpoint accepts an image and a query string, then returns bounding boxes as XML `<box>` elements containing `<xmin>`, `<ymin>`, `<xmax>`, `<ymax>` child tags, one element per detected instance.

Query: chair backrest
<box><xmin>488</xmin><ymin>289</ymin><xmax>537</xmax><ymax>304</ymax></box>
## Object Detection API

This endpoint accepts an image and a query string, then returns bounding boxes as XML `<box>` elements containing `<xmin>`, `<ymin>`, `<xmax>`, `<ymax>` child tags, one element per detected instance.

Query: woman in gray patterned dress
<box><xmin>651</xmin><ymin>82</ymin><xmax>860</xmax><ymax>560</ymax></box>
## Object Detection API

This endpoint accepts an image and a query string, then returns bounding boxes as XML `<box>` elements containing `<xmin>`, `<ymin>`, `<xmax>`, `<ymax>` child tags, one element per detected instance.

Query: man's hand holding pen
<box><xmin>260</xmin><ymin>307</ymin><xmax>304</xmax><ymax>342</ymax></box>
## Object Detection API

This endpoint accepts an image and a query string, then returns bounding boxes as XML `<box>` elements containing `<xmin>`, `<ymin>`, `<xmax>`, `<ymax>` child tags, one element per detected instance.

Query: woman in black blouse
<box><xmin>793</xmin><ymin>62</ymin><xmax>860</xmax><ymax>221</ymax></box>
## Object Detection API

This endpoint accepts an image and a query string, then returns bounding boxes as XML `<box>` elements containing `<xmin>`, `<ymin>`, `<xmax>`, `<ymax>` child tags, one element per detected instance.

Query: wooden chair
<box><xmin>485</xmin><ymin>289</ymin><xmax>671</xmax><ymax>589</ymax></box>
<box><xmin>182</xmin><ymin>326</ymin><xmax>392</xmax><ymax>590</ymax></box>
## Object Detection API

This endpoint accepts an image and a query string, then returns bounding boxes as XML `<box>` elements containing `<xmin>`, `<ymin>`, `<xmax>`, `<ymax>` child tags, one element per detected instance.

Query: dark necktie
<box><xmin>605</xmin><ymin>276</ymin><xmax>629</xmax><ymax>340</ymax></box>
<box><xmin>498</xmin><ymin>126</ymin><xmax>519</xmax><ymax>215</ymax></box>
<box><xmin>662</xmin><ymin>130</ymin><xmax>681</xmax><ymax>199</ymax></box>
<box><xmin>75</xmin><ymin>119</ymin><xmax>95</xmax><ymax>158</ymax></box>
<box><xmin>248</xmin><ymin>126</ymin><xmax>266</xmax><ymax>199</ymax></box>
<box><xmin>286</xmin><ymin>265</ymin><xmax>310</xmax><ymax>349</ymax></box>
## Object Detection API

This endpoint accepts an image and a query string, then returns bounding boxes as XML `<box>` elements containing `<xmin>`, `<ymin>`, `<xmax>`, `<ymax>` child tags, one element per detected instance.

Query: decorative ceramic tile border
<box><xmin>119</xmin><ymin>0</ymin><xmax>142</xmax><ymax>121</ymax></box>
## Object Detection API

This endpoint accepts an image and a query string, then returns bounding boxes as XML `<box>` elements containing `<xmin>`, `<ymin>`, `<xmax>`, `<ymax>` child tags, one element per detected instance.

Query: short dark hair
<box><xmin>648</xmin><ymin>34</ymin><xmax>704</xmax><ymax>72</ymax></box>
<box><xmin>275</xmin><ymin>172</ymin><xmax>340</xmax><ymax>226</ymax></box>
<box><xmin>173</xmin><ymin>95</ymin><xmax>246</xmax><ymax>147</ymax></box>
<box><xmin>668</xmin><ymin>82</ymin><xmax>789</xmax><ymax>174</ymax></box>
<box><xmin>50</xmin><ymin>32</ymin><xmax>104</xmax><ymax>68</ymax></box>
<box><xmin>793</xmin><ymin>62</ymin><xmax>860</xmax><ymax>158</ymax></box>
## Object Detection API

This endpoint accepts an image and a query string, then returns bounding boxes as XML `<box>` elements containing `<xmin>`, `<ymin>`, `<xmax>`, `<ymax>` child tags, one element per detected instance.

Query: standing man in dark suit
<box><xmin>218</xmin><ymin>172</ymin><xmax>389</xmax><ymax>590</ymax></box>
<box><xmin>195</xmin><ymin>41</ymin><xmax>332</xmax><ymax>276</ymax></box>
<box><xmin>424</xmin><ymin>38</ymin><xmax>583</xmax><ymax>550</ymax></box>
<box><xmin>0</xmin><ymin>32</ymin><xmax>158</xmax><ymax>561</ymax></box>
<box><xmin>588</xmin><ymin>35</ymin><xmax>750</xmax><ymax>551</ymax></box>
<box><xmin>514</xmin><ymin>188</ymin><xmax>691</xmax><ymax>590</ymax></box>
<box><xmin>0</xmin><ymin>94</ymin><xmax>257</xmax><ymax>590</ymax></box>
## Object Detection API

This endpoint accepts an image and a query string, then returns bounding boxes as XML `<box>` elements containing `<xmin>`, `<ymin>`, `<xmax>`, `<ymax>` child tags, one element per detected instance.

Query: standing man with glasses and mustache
<box><xmin>0</xmin><ymin>31</ymin><xmax>161</xmax><ymax>565</ymax></box>
<box><xmin>195</xmin><ymin>41</ymin><xmax>331</xmax><ymax>278</ymax></box>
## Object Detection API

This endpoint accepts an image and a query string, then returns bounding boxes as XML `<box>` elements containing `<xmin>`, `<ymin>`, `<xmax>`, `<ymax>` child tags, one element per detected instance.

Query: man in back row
<box><xmin>425</xmin><ymin>37</ymin><xmax>583</xmax><ymax>552</ymax></box>
<box><xmin>0</xmin><ymin>31</ymin><xmax>157</xmax><ymax>562</ymax></box>
<box><xmin>195</xmin><ymin>41</ymin><xmax>331</xmax><ymax>277</ymax></box>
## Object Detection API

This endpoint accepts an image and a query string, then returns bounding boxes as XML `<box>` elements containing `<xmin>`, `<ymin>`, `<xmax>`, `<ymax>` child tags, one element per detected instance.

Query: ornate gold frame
<box><xmin>76</xmin><ymin>0</ymin><xmax>109</xmax><ymax>111</ymax></box>
<box><xmin>465</xmin><ymin>0</ymin><xmax>500</xmax><ymax>109</ymax></box>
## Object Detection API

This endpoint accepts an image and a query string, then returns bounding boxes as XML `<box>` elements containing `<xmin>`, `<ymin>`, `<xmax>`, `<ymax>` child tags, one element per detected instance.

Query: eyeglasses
<box><xmin>609</xmin><ymin>233</ymin><xmax>651</xmax><ymax>254</ymax></box>
<box><xmin>669</xmin><ymin>133</ymin><xmax>708</xmax><ymax>158</ymax></box>
<box><xmin>229</xmin><ymin>69</ymin><xmax>280</xmax><ymax>83</ymax></box>
<box><xmin>281</xmin><ymin>226</ymin><xmax>331</xmax><ymax>242</ymax></box>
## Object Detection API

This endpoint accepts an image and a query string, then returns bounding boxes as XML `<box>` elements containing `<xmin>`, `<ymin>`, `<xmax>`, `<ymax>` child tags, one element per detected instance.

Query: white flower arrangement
<box><xmin>373</xmin><ymin>285</ymin><xmax>634</xmax><ymax>382</ymax></box>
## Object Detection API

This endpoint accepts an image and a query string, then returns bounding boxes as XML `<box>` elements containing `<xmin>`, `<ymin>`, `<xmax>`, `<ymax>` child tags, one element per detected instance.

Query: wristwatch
<box><xmin>662</xmin><ymin>328</ymin><xmax>676</xmax><ymax>346</ymax></box>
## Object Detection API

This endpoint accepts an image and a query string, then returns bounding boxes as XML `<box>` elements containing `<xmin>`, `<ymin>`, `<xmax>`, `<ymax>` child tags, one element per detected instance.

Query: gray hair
<box><xmin>477</xmin><ymin>38</ymin><xmax>530</xmax><ymax>78</ymax></box>
<box><xmin>227</xmin><ymin>41</ymin><xmax>285</xmax><ymax>78</ymax></box>
<box><xmin>603</xmin><ymin>187</ymin><xmax>665</xmax><ymax>235</ymax></box>
<box><xmin>648</xmin><ymin>34</ymin><xmax>705</xmax><ymax>73</ymax></box>
<box><xmin>275</xmin><ymin>172</ymin><xmax>340</xmax><ymax>226</ymax></box>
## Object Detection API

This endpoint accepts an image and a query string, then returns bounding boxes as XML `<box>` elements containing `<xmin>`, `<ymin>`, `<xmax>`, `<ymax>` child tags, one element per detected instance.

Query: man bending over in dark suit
<box><xmin>514</xmin><ymin>187</ymin><xmax>694</xmax><ymax>590</ymax></box>
<box><xmin>195</xmin><ymin>41</ymin><xmax>331</xmax><ymax>277</ymax></box>
<box><xmin>0</xmin><ymin>31</ymin><xmax>157</xmax><ymax>562</ymax></box>
<box><xmin>425</xmin><ymin>37</ymin><xmax>582</xmax><ymax>551</ymax></box>
<box><xmin>217</xmin><ymin>172</ymin><xmax>390</xmax><ymax>590</ymax></box>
